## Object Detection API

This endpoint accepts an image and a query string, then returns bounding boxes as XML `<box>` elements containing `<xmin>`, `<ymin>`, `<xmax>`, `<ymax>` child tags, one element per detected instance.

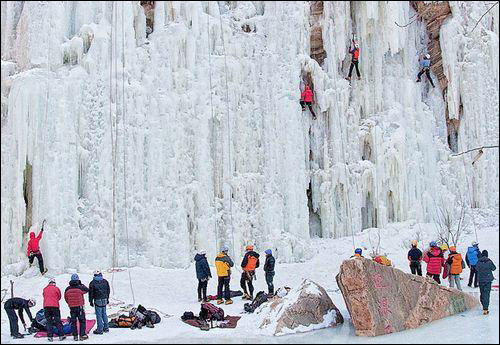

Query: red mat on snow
<box><xmin>34</xmin><ymin>319</ymin><xmax>96</xmax><ymax>338</ymax></box>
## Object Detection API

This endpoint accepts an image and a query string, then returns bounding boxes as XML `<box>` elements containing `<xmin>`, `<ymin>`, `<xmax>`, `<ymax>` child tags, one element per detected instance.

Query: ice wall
<box><xmin>1</xmin><ymin>1</ymin><xmax>498</xmax><ymax>274</ymax></box>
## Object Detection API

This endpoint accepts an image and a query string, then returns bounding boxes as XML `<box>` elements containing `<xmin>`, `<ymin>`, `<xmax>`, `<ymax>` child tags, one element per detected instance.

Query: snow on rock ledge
<box><xmin>336</xmin><ymin>257</ymin><xmax>479</xmax><ymax>336</ymax></box>
<box><xmin>258</xmin><ymin>279</ymin><xmax>344</xmax><ymax>336</ymax></box>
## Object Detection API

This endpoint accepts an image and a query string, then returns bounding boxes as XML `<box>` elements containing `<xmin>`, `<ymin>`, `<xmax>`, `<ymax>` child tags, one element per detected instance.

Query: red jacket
<box><xmin>64</xmin><ymin>281</ymin><xmax>89</xmax><ymax>308</ymax></box>
<box><xmin>43</xmin><ymin>283</ymin><xmax>62</xmax><ymax>308</ymax></box>
<box><xmin>350</xmin><ymin>47</ymin><xmax>360</xmax><ymax>61</ymax></box>
<box><xmin>27</xmin><ymin>230</ymin><xmax>43</xmax><ymax>256</ymax></box>
<box><xmin>301</xmin><ymin>87</ymin><xmax>313</xmax><ymax>102</ymax></box>
<box><xmin>423</xmin><ymin>248</ymin><xmax>445</xmax><ymax>275</ymax></box>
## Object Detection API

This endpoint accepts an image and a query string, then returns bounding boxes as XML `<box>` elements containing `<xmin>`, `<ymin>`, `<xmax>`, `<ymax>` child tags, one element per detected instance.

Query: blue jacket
<box><xmin>476</xmin><ymin>256</ymin><xmax>496</xmax><ymax>283</ymax></box>
<box><xmin>466</xmin><ymin>246</ymin><xmax>480</xmax><ymax>266</ymax></box>
<box><xmin>195</xmin><ymin>254</ymin><xmax>211</xmax><ymax>280</ymax></box>
<box><xmin>420</xmin><ymin>58</ymin><xmax>430</xmax><ymax>68</ymax></box>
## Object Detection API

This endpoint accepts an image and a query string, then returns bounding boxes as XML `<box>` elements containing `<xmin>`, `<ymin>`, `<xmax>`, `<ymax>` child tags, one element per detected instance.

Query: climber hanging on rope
<box><xmin>346</xmin><ymin>39</ymin><xmax>361</xmax><ymax>81</ymax></box>
<box><xmin>27</xmin><ymin>220</ymin><xmax>47</xmax><ymax>275</ymax></box>
<box><xmin>300</xmin><ymin>84</ymin><xmax>316</xmax><ymax>120</ymax></box>
<box><xmin>416</xmin><ymin>54</ymin><xmax>435</xmax><ymax>88</ymax></box>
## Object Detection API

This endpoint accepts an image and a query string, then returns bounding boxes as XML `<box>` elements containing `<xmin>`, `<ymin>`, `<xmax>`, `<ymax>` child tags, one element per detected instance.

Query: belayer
<box><xmin>240</xmin><ymin>245</ymin><xmax>260</xmax><ymax>300</ymax></box>
<box><xmin>416</xmin><ymin>54</ymin><xmax>435</xmax><ymax>88</ymax></box>
<box><xmin>43</xmin><ymin>278</ymin><xmax>66</xmax><ymax>341</ymax></box>
<box><xmin>215</xmin><ymin>245</ymin><xmax>234</xmax><ymax>305</ymax></box>
<box><xmin>27</xmin><ymin>220</ymin><xmax>47</xmax><ymax>275</ymax></box>
<box><xmin>300</xmin><ymin>84</ymin><xmax>316</xmax><ymax>119</ymax></box>
<box><xmin>346</xmin><ymin>40</ymin><xmax>361</xmax><ymax>81</ymax></box>
<box><xmin>4</xmin><ymin>297</ymin><xmax>36</xmax><ymax>339</ymax></box>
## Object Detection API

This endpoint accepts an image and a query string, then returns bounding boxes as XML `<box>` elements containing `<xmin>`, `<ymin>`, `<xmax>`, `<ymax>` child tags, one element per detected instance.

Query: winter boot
<box><xmin>357</xmin><ymin>76</ymin><xmax>361</xmax><ymax>80</ymax></box>
<box><xmin>103</xmin><ymin>329</ymin><xmax>109</xmax><ymax>333</ymax></box>
<box><xmin>59</xmin><ymin>336</ymin><xmax>66</xmax><ymax>341</ymax></box>
<box><xmin>48</xmin><ymin>336</ymin><xmax>54</xmax><ymax>342</ymax></box>
<box><xmin>483</xmin><ymin>309</ymin><xmax>489</xmax><ymax>315</ymax></box>
<box><xmin>80</xmin><ymin>334</ymin><xmax>89</xmax><ymax>341</ymax></box>
<box><xmin>73</xmin><ymin>335</ymin><xmax>79</xmax><ymax>341</ymax></box>
<box><xmin>345</xmin><ymin>76</ymin><xmax>351</xmax><ymax>81</ymax></box>
<box><xmin>243</xmin><ymin>293</ymin><xmax>251</xmax><ymax>300</ymax></box>
<box><xmin>12</xmin><ymin>333</ymin><xmax>24</xmax><ymax>339</ymax></box>
<box><xmin>203</xmin><ymin>298</ymin><xmax>209</xmax><ymax>303</ymax></box>
<box><xmin>416</xmin><ymin>78</ymin><xmax>421</xmax><ymax>82</ymax></box>
<box><xmin>198</xmin><ymin>298</ymin><xmax>202</xmax><ymax>302</ymax></box>
<box><xmin>42</xmin><ymin>268</ymin><xmax>48</xmax><ymax>275</ymax></box>
<box><xmin>93</xmin><ymin>330</ymin><xmax>103</xmax><ymax>335</ymax></box>
<box><xmin>146</xmin><ymin>321</ymin><xmax>154</xmax><ymax>328</ymax></box>
<box><xmin>216</xmin><ymin>299</ymin><xmax>224</xmax><ymax>305</ymax></box>
<box><xmin>225</xmin><ymin>299</ymin><xmax>233</xmax><ymax>305</ymax></box>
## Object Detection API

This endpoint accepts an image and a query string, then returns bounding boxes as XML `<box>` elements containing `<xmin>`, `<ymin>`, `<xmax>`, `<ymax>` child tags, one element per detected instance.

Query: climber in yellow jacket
<box><xmin>215</xmin><ymin>245</ymin><xmax>234</xmax><ymax>305</ymax></box>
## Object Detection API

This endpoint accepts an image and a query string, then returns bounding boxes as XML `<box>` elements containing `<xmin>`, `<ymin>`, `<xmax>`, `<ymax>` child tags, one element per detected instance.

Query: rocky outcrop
<box><xmin>310</xmin><ymin>1</ymin><xmax>326</xmax><ymax>65</ymax></box>
<box><xmin>259</xmin><ymin>279</ymin><xmax>343</xmax><ymax>336</ymax></box>
<box><xmin>140</xmin><ymin>1</ymin><xmax>155</xmax><ymax>35</ymax></box>
<box><xmin>336</xmin><ymin>257</ymin><xmax>479</xmax><ymax>337</ymax></box>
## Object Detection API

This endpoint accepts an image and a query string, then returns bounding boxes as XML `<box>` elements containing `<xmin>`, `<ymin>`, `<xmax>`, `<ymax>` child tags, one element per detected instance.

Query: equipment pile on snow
<box><xmin>258</xmin><ymin>279</ymin><xmax>343</xmax><ymax>336</ymax></box>
<box><xmin>336</xmin><ymin>257</ymin><xmax>479</xmax><ymax>336</ymax></box>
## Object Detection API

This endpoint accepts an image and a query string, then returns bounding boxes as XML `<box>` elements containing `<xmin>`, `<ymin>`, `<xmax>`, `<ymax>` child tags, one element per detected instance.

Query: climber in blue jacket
<box><xmin>416</xmin><ymin>54</ymin><xmax>435</xmax><ymax>88</ymax></box>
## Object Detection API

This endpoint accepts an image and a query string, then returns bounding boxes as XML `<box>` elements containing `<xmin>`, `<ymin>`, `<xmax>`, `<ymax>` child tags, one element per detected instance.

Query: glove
<box><xmin>90</xmin><ymin>302</ymin><xmax>94</xmax><ymax>307</ymax></box>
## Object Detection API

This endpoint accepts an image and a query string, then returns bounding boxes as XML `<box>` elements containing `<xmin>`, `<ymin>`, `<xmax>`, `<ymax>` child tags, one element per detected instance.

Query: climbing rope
<box><xmin>121</xmin><ymin>1</ymin><xmax>135</xmax><ymax>305</ymax></box>
<box><xmin>218</xmin><ymin>13</ymin><xmax>237</xmax><ymax>259</ymax></box>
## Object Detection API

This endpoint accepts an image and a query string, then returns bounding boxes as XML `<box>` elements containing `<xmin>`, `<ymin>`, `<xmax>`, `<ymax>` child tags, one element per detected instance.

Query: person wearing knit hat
<box><xmin>64</xmin><ymin>274</ymin><xmax>89</xmax><ymax>340</ymax></box>
<box><xmin>194</xmin><ymin>250</ymin><xmax>211</xmax><ymax>302</ymax></box>
<box><xmin>264</xmin><ymin>249</ymin><xmax>276</xmax><ymax>295</ymax></box>
<box><xmin>43</xmin><ymin>277</ymin><xmax>65</xmax><ymax>341</ymax></box>
<box><xmin>476</xmin><ymin>250</ymin><xmax>497</xmax><ymax>315</ymax></box>
<box><xmin>446</xmin><ymin>246</ymin><xmax>465</xmax><ymax>291</ymax></box>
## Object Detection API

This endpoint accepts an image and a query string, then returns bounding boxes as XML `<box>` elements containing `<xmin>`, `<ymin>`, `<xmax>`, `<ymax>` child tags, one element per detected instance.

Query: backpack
<box><xmin>199</xmin><ymin>303</ymin><xmax>225</xmax><ymax>321</ymax></box>
<box><xmin>109</xmin><ymin>315</ymin><xmax>136</xmax><ymax>328</ymax></box>
<box><xmin>181</xmin><ymin>311</ymin><xmax>196</xmax><ymax>321</ymax></box>
<box><xmin>147</xmin><ymin>310</ymin><xmax>161</xmax><ymax>324</ymax></box>
<box><xmin>244</xmin><ymin>255</ymin><xmax>258</xmax><ymax>271</ymax></box>
<box><xmin>244</xmin><ymin>291</ymin><xmax>268</xmax><ymax>313</ymax></box>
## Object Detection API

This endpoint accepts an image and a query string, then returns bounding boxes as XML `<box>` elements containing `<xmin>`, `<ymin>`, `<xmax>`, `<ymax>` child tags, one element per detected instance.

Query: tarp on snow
<box><xmin>34</xmin><ymin>319</ymin><xmax>96</xmax><ymax>338</ymax></box>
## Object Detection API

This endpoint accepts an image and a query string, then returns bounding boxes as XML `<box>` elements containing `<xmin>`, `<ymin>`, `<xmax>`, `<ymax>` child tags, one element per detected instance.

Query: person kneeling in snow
<box><xmin>423</xmin><ymin>242</ymin><xmax>445</xmax><ymax>284</ymax></box>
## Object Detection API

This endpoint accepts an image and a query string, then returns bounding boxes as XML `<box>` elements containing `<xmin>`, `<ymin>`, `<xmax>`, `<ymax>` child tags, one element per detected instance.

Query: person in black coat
<box><xmin>407</xmin><ymin>240</ymin><xmax>423</xmax><ymax>276</ymax></box>
<box><xmin>475</xmin><ymin>250</ymin><xmax>497</xmax><ymax>314</ymax></box>
<box><xmin>194</xmin><ymin>250</ymin><xmax>212</xmax><ymax>302</ymax></box>
<box><xmin>89</xmin><ymin>270</ymin><xmax>111</xmax><ymax>334</ymax></box>
<box><xmin>4</xmin><ymin>297</ymin><xmax>36</xmax><ymax>338</ymax></box>
<box><xmin>263</xmin><ymin>249</ymin><xmax>276</xmax><ymax>295</ymax></box>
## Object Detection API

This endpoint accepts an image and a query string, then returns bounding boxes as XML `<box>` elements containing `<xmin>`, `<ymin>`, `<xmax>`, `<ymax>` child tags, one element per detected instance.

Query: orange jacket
<box><xmin>447</xmin><ymin>252</ymin><xmax>464</xmax><ymax>275</ymax></box>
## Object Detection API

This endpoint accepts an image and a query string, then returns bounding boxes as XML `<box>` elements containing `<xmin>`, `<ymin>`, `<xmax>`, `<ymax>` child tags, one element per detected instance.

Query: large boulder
<box><xmin>336</xmin><ymin>257</ymin><xmax>479</xmax><ymax>336</ymax></box>
<box><xmin>259</xmin><ymin>279</ymin><xmax>343</xmax><ymax>336</ymax></box>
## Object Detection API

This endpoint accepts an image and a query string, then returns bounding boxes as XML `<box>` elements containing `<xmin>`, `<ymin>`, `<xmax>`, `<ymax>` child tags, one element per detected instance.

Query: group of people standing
<box><xmin>4</xmin><ymin>272</ymin><xmax>110</xmax><ymax>340</ymax></box>
<box><xmin>194</xmin><ymin>245</ymin><xmax>276</xmax><ymax>305</ymax></box>
<box><xmin>407</xmin><ymin>240</ymin><xmax>496</xmax><ymax>314</ymax></box>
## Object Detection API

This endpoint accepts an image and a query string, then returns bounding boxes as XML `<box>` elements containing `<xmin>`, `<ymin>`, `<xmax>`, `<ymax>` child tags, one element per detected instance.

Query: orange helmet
<box><xmin>245</xmin><ymin>245</ymin><xmax>254</xmax><ymax>251</ymax></box>
<box><xmin>449</xmin><ymin>246</ymin><xmax>456</xmax><ymax>252</ymax></box>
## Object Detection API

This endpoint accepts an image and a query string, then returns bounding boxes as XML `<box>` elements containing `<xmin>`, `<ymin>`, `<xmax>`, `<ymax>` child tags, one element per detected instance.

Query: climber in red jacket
<box><xmin>27</xmin><ymin>220</ymin><xmax>46</xmax><ymax>274</ymax></box>
<box><xmin>300</xmin><ymin>84</ymin><xmax>316</xmax><ymax>119</ymax></box>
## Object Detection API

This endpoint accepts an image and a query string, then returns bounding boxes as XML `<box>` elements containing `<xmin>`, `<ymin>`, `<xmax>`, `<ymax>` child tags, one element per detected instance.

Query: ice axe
<box><xmin>41</xmin><ymin>219</ymin><xmax>46</xmax><ymax>231</ymax></box>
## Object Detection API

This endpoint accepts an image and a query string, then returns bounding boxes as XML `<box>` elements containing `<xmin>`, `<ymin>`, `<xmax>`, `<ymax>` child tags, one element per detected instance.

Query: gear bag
<box><xmin>199</xmin><ymin>303</ymin><xmax>225</xmax><ymax>321</ymax></box>
<box><xmin>244</xmin><ymin>291</ymin><xmax>268</xmax><ymax>313</ymax></box>
<box><xmin>244</xmin><ymin>255</ymin><xmax>258</xmax><ymax>271</ymax></box>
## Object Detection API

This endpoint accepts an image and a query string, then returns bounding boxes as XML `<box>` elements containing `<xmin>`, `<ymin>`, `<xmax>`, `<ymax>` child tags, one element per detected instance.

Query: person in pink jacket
<box><xmin>300</xmin><ymin>84</ymin><xmax>316</xmax><ymax>119</ymax></box>
<box><xmin>423</xmin><ymin>241</ymin><xmax>445</xmax><ymax>284</ymax></box>
<box><xmin>27</xmin><ymin>221</ymin><xmax>46</xmax><ymax>274</ymax></box>
<box><xmin>43</xmin><ymin>278</ymin><xmax>65</xmax><ymax>341</ymax></box>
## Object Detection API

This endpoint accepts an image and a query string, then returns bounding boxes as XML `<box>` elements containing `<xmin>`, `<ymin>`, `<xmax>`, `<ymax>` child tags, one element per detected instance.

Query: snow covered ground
<box><xmin>2</xmin><ymin>210</ymin><xmax>498</xmax><ymax>343</ymax></box>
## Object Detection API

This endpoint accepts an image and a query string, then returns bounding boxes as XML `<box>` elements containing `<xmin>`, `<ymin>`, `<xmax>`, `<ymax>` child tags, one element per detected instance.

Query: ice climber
<box><xmin>194</xmin><ymin>250</ymin><xmax>212</xmax><ymax>302</ymax></box>
<box><xmin>475</xmin><ymin>250</ymin><xmax>496</xmax><ymax>315</ymax></box>
<box><xmin>466</xmin><ymin>241</ymin><xmax>481</xmax><ymax>288</ymax></box>
<box><xmin>43</xmin><ymin>278</ymin><xmax>66</xmax><ymax>341</ymax></box>
<box><xmin>300</xmin><ymin>84</ymin><xmax>316</xmax><ymax>119</ymax></box>
<box><xmin>89</xmin><ymin>270</ymin><xmax>110</xmax><ymax>335</ymax></box>
<box><xmin>408</xmin><ymin>240</ymin><xmax>423</xmax><ymax>276</ymax></box>
<box><xmin>446</xmin><ymin>246</ymin><xmax>465</xmax><ymax>291</ymax></box>
<box><xmin>423</xmin><ymin>241</ymin><xmax>445</xmax><ymax>283</ymax></box>
<box><xmin>346</xmin><ymin>41</ymin><xmax>361</xmax><ymax>81</ymax></box>
<box><xmin>215</xmin><ymin>246</ymin><xmax>234</xmax><ymax>305</ymax></box>
<box><xmin>27</xmin><ymin>221</ymin><xmax>47</xmax><ymax>275</ymax></box>
<box><xmin>240</xmin><ymin>245</ymin><xmax>260</xmax><ymax>300</ymax></box>
<box><xmin>64</xmin><ymin>274</ymin><xmax>89</xmax><ymax>341</ymax></box>
<box><xmin>351</xmin><ymin>248</ymin><xmax>364</xmax><ymax>258</ymax></box>
<box><xmin>4</xmin><ymin>297</ymin><xmax>36</xmax><ymax>339</ymax></box>
<box><xmin>263</xmin><ymin>249</ymin><xmax>276</xmax><ymax>295</ymax></box>
<box><xmin>416</xmin><ymin>54</ymin><xmax>435</xmax><ymax>88</ymax></box>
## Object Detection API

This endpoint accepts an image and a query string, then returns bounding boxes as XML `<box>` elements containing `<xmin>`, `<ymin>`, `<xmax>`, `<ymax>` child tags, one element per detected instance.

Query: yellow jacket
<box><xmin>215</xmin><ymin>252</ymin><xmax>234</xmax><ymax>277</ymax></box>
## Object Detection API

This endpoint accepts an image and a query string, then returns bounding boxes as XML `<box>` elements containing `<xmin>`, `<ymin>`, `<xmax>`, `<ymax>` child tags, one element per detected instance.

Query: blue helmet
<box><xmin>71</xmin><ymin>273</ymin><xmax>79</xmax><ymax>281</ymax></box>
<box><xmin>429</xmin><ymin>241</ymin><xmax>437</xmax><ymax>248</ymax></box>
<box><xmin>354</xmin><ymin>248</ymin><xmax>362</xmax><ymax>255</ymax></box>
<box><xmin>265</xmin><ymin>249</ymin><xmax>272</xmax><ymax>255</ymax></box>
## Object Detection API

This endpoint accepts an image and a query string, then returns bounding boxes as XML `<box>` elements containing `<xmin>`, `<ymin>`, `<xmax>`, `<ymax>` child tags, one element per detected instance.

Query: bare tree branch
<box><xmin>467</xmin><ymin>1</ymin><xmax>499</xmax><ymax>36</ymax></box>
<box><xmin>451</xmin><ymin>145</ymin><xmax>499</xmax><ymax>157</ymax></box>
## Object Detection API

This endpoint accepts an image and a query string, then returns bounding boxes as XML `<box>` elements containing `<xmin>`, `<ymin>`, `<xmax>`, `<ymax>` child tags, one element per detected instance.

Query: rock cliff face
<box><xmin>336</xmin><ymin>257</ymin><xmax>479</xmax><ymax>336</ymax></box>
<box><xmin>309</xmin><ymin>1</ymin><xmax>326</xmax><ymax>65</ymax></box>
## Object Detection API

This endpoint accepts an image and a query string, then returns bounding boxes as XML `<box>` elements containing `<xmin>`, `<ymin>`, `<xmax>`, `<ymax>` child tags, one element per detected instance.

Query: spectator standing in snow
<box><xmin>466</xmin><ymin>241</ymin><xmax>481</xmax><ymax>288</ymax></box>
<box><xmin>194</xmin><ymin>250</ymin><xmax>211</xmax><ymax>302</ymax></box>
<box><xmin>43</xmin><ymin>278</ymin><xmax>65</xmax><ymax>341</ymax></box>
<box><xmin>263</xmin><ymin>249</ymin><xmax>276</xmax><ymax>295</ymax></box>
<box><xmin>423</xmin><ymin>241</ymin><xmax>445</xmax><ymax>283</ymax></box>
<box><xmin>64</xmin><ymin>274</ymin><xmax>89</xmax><ymax>341</ymax></box>
<box><xmin>446</xmin><ymin>246</ymin><xmax>465</xmax><ymax>291</ymax></box>
<box><xmin>475</xmin><ymin>250</ymin><xmax>496</xmax><ymax>315</ymax></box>
<box><xmin>89</xmin><ymin>270</ymin><xmax>110</xmax><ymax>335</ymax></box>
<box><xmin>408</xmin><ymin>240</ymin><xmax>423</xmax><ymax>276</ymax></box>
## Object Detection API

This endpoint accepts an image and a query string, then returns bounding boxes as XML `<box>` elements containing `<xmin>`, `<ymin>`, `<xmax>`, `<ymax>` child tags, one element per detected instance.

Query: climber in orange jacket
<box><xmin>300</xmin><ymin>84</ymin><xmax>316</xmax><ymax>119</ymax></box>
<box><xmin>27</xmin><ymin>220</ymin><xmax>46</xmax><ymax>274</ymax></box>
<box><xmin>346</xmin><ymin>41</ymin><xmax>361</xmax><ymax>81</ymax></box>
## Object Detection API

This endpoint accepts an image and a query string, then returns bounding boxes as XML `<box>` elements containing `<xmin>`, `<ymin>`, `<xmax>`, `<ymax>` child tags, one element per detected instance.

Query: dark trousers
<box><xmin>469</xmin><ymin>265</ymin><xmax>478</xmax><ymax>287</ymax></box>
<box><xmin>217</xmin><ymin>277</ymin><xmax>230</xmax><ymax>300</ymax></box>
<box><xmin>417</xmin><ymin>68</ymin><xmax>435</xmax><ymax>87</ymax></box>
<box><xmin>240</xmin><ymin>271</ymin><xmax>255</xmax><ymax>297</ymax></box>
<box><xmin>410</xmin><ymin>262</ymin><xmax>422</xmax><ymax>276</ymax></box>
<box><xmin>197</xmin><ymin>280</ymin><xmax>208</xmax><ymax>300</ymax></box>
<box><xmin>45</xmin><ymin>307</ymin><xmax>63</xmax><ymax>338</ymax></box>
<box><xmin>479</xmin><ymin>282</ymin><xmax>492</xmax><ymax>310</ymax></box>
<box><xmin>348</xmin><ymin>60</ymin><xmax>361</xmax><ymax>78</ymax></box>
<box><xmin>265</xmin><ymin>271</ymin><xmax>275</xmax><ymax>294</ymax></box>
<box><xmin>300</xmin><ymin>101</ymin><xmax>316</xmax><ymax>118</ymax></box>
<box><xmin>69</xmin><ymin>307</ymin><xmax>86</xmax><ymax>337</ymax></box>
<box><xmin>4</xmin><ymin>307</ymin><xmax>19</xmax><ymax>336</ymax></box>
<box><xmin>427</xmin><ymin>273</ymin><xmax>441</xmax><ymax>284</ymax></box>
<box><xmin>29</xmin><ymin>252</ymin><xmax>45</xmax><ymax>274</ymax></box>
